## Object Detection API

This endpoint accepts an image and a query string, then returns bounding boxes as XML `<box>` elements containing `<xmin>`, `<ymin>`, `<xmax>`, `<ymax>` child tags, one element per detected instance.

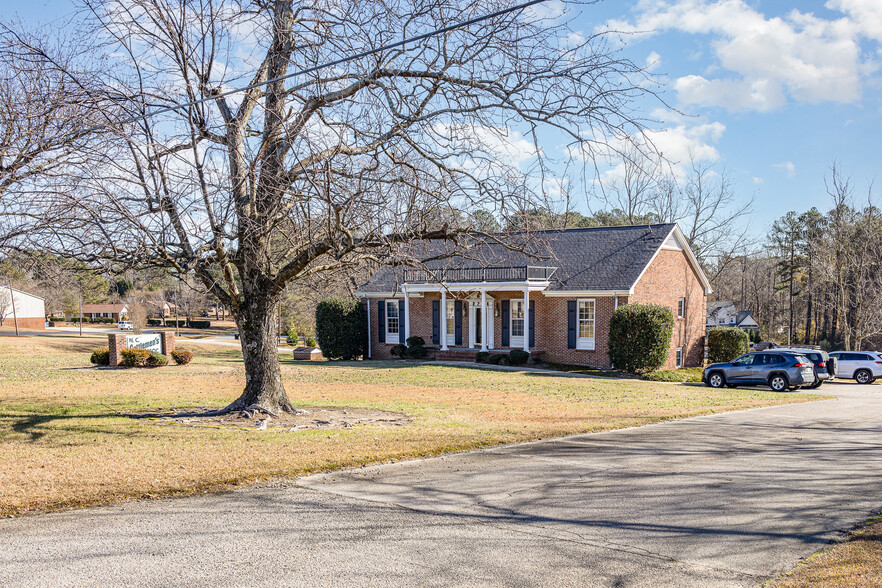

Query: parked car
<box><xmin>702</xmin><ymin>351</ymin><xmax>816</xmax><ymax>392</ymax></box>
<box><xmin>776</xmin><ymin>348</ymin><xmax>836</xmax><ymax>389</ymax></box>
<box><xmin>827</xmin><ymin>351</ymin><xmax>882</xmax><ymax>384</ymax></box>
<box><xmin>118</xmin><ymin>321</ymin><xmax>133</xmax><ymax>331</ymax></box>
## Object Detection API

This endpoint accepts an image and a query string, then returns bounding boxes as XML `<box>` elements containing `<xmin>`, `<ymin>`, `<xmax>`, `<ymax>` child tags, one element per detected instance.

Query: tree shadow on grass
<box><xmin>3</xmin><ymin>410</ymin><xmax>168</xmax><ymax>443</ymax></box>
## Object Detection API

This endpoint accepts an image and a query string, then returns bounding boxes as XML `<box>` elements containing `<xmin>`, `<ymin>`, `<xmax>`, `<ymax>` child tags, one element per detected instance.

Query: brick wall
<box><xmin>629</xmin><ymin>248</ymin><xmax>707</xmax><ymax>368</ymax></box>
<box><xmin>3</xmin><ymin>317</ymin><xmax>45</xmax><ymax>330</ymax></box>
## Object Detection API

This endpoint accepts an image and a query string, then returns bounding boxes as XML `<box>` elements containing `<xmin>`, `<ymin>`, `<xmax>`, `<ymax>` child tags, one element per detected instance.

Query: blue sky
<box><xmin>7</xmin><ymin>0</ymin><xmax>881</xmax><ymax>235</ymax></box>
<box><xmin>577</xmin><ymin>0</ymin><xmax>882</xmax><ymax>232</ymax></box>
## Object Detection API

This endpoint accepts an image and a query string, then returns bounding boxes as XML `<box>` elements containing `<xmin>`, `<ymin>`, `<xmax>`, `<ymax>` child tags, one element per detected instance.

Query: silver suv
<box><xmin>702</xmin><ymin>351</ymin><xmax>816</xmax><ymax>392</ymax></box>
<box><xmin>828</xmin><ymin>351</ymin><xmax>882</xmax><ymax>384</ymax></box>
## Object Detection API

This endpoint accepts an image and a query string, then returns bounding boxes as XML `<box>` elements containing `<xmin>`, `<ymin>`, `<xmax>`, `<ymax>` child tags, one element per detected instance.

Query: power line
<box><xmin>65</xmin><ymin>0</ymin><xmax>548</xmax><ymax>139</ymax></box>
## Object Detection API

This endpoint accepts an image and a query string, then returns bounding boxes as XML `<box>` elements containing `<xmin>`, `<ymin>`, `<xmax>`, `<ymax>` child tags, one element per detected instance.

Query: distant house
<box><xmin>147</xmin><ymin>301</ymin><xmax>176</xmax><ymax>317</ymax></box>
<box><xmin>357</xmin><ymin>223</ymin><xmax>712</xmax><ymax>370</ymax></box>
<box><xmin>71</xmin><ymin>304</ymin><xmax>129</xmax><ymax>321</ymax></box>
<box><xmin>706</xmin><ymin>301</ymin><xmax>759</xmax><ymax>332</ymax></box>
<box><xmin>0</xmin><ymin>287</ymin><xmax>46</xmax><ymax>330</ymax></box>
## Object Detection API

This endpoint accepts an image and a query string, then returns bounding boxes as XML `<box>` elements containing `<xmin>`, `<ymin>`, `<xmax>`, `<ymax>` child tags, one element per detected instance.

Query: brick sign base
<box><xmin>108</xmin><ymin>332</ymin><xmax>175</xmax><ymax>366</ymax></box>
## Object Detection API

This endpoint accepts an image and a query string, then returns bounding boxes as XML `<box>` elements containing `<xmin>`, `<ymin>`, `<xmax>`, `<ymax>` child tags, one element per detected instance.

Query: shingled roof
<box><xmin>357</xmin><ymin>223</ymin><xmax>681</xmax><ymax>293</ymax></box>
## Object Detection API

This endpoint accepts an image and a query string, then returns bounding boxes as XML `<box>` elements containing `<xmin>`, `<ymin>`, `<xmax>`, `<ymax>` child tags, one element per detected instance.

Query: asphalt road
<box><xmin>2</xmin><ymin>381</ymin><xmax>881</xmax><ymax>587</ymax></box>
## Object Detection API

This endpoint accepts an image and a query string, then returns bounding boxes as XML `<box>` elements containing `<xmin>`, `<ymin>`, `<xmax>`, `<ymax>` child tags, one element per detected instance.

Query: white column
<box><xmin>440</xmin><ymin>288</ymin><xmax>448</xmax><ymax>351</ymax></box>
<box><xmin>403</xmin><ymin>287</ymin><xmax>411</xmax><ymax>345</ymax></box>
<box><xmin>523</xmin><ymin>287</ymin><xmax>530</xmax><ymax>352</ymax></box>
<box><xmin>480</xmin><ymin>289</ymin><xmax>488</xmax><ymax>351</ymax></box>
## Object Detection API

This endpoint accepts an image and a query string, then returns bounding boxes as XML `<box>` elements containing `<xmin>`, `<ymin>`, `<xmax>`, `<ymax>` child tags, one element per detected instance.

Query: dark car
<box><xmin>776</xmin><ymin>348</ymin><xmax>836</xmax><ymax>389</ymax></box>
<box><xmin>702</xmin><ymin>351</ymin><xmax>816</xmax><ymax>392</ymax></box>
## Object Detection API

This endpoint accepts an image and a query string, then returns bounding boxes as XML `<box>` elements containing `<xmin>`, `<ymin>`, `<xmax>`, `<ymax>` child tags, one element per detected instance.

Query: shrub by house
<box><xmin>608</xmin><ymin>304</ymin><xmax>674</xmax><ymax>373</ymax></box>
<box><xmin>315</xmin><ymin>297</ymin><xmax>367</xmax><ymax>360</ymax></box>
<box><xmin>707</xmin><ymin>327</ymin><xmax>749</xmax><ymax>363</ymax></box>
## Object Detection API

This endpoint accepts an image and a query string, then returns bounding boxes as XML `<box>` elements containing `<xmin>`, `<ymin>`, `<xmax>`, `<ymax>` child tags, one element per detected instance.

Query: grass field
<box><xmin>0</xmin><ymin>334</ymin><xmax>819</xmax><ymax>517</ymax></box>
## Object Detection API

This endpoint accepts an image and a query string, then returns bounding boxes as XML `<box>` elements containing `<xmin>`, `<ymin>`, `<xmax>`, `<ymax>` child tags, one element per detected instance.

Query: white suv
<box><xmin>828</xmin><ymin>351</ymin><xmax>882</xmax><ymax>384</ymax></box>
<box><xmin>118</xmin><ymin>321</ymin><xmax>134</xmax><ymax>331</ymax></box>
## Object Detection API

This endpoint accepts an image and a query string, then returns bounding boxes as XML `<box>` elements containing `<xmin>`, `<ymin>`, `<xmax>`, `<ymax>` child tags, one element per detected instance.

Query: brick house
<box><xmin>356</xmin><ymin>223</ymin><xmax>711</xmax><ymax>369</ymax></box>
<box><xmin>71</xmin><ymin>304</ymin><xmax>129</xmax><ymax>321</ymax></box>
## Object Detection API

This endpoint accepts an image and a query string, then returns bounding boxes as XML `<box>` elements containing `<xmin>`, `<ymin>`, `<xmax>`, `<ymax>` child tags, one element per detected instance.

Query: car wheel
<box><xmin>855</xmin><ymin>369</ymin><xmax>873</xmax><ymax>384</ymax></box>
<box><xmin>769</xmin><ymin>374</ymin><xmax>789</xmax><ymax>392</ymax></box>
<box><xmin>707</xmin><ymin>372</ymin><xmax>725</xmax><ymax>388</ymax></box>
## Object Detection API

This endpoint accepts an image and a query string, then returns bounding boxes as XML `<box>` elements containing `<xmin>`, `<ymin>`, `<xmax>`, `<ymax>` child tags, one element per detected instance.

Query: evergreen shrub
<box><xmin>707</xmin><ymin>327</ymin><xmax>749</xmax><ymax>363</ymax></box>
<box><xmin>608</xmin><ymin>303</ymin><xmax>674</xmax><ymax>373</ymax></box>
<box><xmin>315</xmin><ymin>297</ymin><xmax>367</xmax><ymax>360</ymax></box>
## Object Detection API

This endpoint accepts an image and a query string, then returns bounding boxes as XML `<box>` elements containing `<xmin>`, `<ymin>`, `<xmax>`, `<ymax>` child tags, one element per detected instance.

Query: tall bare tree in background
<box><xmin>714</xmin><ymin>164</ymin><xmax>882</xmax><ymax>350</ymax></box>
<box><xmin>5</xmin><ymin>0</ymin><xmax>657</xmax><ymax>414</ymax></box>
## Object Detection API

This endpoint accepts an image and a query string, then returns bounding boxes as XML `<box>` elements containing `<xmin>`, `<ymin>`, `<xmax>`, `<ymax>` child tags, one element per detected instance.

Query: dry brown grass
<box><xmin>773</xmin><ymin>518</ymin><xmax>882</xmax><ymax>587</ymax></box>
<box><xmin>0</xmin><ymin>334</ymin><xmax>819</xmax><ymax>517</ymax></box>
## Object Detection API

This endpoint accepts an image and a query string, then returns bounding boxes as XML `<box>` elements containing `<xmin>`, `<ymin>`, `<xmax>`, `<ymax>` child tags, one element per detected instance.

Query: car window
<box><xmin>732</xmin><ymin>355</ymin><xmax>753</xmax><ymax>366</ymax></box>
<box><xmin>795</xmin><ymin>355</ymin><xmax>811</xmax><ymax>364</ymax></box>
<box><xmin>807</xmin><ymin>353</ymin><xmax>820</xmax><ymax>362</ymax></box>
<box><xmin>841</xmin><ymin>353</ymin><xmax>858</xmax><ymax>361</ymax></box>
<box><xmin>857</xmin><ymin>354</ymin><xmax>873</xmax><ymax>361</ymax></box>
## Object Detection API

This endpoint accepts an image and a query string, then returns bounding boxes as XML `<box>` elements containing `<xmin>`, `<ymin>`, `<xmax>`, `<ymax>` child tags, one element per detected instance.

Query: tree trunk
<box><xmin>225</xmin><ymin>294</ymin><xmax>295</xmax><ymax>415</ymax></box>
<box><xmin>804</xmin><ymin>253</ymin><xmax>813</xmax><ymax>344</ymax></box>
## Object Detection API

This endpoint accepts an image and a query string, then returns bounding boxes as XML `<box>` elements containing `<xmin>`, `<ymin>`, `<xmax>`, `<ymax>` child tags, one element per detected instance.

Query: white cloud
<box><xmin>774</xmin><ymin>161</ymin><xmax>797</xmax><ymax>177</ymax></box>
<box><xmin>643</xmin><ymin>121</ymin><xmax>725</xmax><ymax>168</ymax></box>
<box><xmin>608</xmin><ymin>0</ymin><xmax>870</xmax><ymax>111</ymax></box>
<box><xmin>828</xmin><ymin>0</ymin><xmax>882</xmax><ymax>42</ymax></box>
<box><xmin>753</xmin><ymin>177</ymin><xmax>764</xmax><ymax>184</ymax></box>
<box><xmin>645</xmin><ymin>51</ymin><xmax>662</xmax><ymax>71</ymax></box>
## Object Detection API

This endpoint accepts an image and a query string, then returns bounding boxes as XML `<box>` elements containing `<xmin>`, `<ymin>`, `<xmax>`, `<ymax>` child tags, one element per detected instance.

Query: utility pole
<box><xmin>174</xmin><ymin>287</ymin><xmax>180</xmax><ymax>337</ymax></box>
<box><xmin>78</xmin><ymin>290</ymin><xmax>82</xmax><ymax>337</ymax></box>
<box><xmin>8</xmin><ymin>284</ymin><xmax>19</xmax><ymax>336</ymax></box>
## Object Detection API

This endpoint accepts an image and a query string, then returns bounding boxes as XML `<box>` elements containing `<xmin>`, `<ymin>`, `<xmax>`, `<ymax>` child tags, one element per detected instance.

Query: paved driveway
<box><xmin>2</xmin><ymin>381</ymin><xmax>881</xmax><ymax>587</ymax></box>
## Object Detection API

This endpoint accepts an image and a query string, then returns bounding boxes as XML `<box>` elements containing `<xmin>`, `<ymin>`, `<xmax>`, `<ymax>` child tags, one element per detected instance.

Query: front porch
<box><xmin>399</xmin><ymin>265</ymin><xmax>557</xmax><ymax>355</ymax></box>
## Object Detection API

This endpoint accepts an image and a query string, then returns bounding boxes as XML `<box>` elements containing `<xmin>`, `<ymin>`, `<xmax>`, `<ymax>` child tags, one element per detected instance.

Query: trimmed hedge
<box><xmin>475</xmin><ymin>351</ymin><xmax>490</xmax><ymax>363</ymax></box>
<box><xmin>145</xmin><ymin>351</ymin><xmax>169</xmax><ymax>367</ymax></box>
<box><xmin>188</xmin><ymin>320</ymin><xmax>211</xmax><ymax>329</ymax></box>
<box><xmin>171</xmin><ymin>349</ymin><xmax>194</xmax><ymax>365</ymax></box>
<box><xmin>90</xmin><ymin>347</ymin><xmax>110</xmax><ymax>366</ymax></box>
<box><xmin>120</xmin><ymin>348</ymin><xmax>150</xmax><ymax>367</ymax></box>
<box><xmin>390</xmin><ymin>343</ymin><xmax>407</xmax><ymax>357</ymax></box>
<box><xmin>315</xmin><ymin>297</ymin><xmax>367</xmax><ymax>360</ymax></box>
<box><xmin>509</xmin><ymin>349</ymin><xmax>530</xmax><ymax>365</ymax></box>
<box><xmin>608</xmin><ymin>303</ymin><xmax>674</xmax><ymax>373</ymax></box>
<box><xmin>707</xmin><ymin>326</ymin><xmax>749</xmax><ymax>363</ymax></box>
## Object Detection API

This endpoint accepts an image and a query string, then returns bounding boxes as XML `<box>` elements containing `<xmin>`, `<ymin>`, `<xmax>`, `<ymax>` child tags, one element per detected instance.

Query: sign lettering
<box><xmin>126</xmin><ymin>334</ymin><xmax>162</xmax><ymax>353</ymax></box>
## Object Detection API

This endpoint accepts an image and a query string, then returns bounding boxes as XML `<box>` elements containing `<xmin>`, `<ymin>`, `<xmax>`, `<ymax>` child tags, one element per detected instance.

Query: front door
<box><xmin>468</xmin><ymin>297</ymin><xmax>494</xmax><ymax>349</ymax></box>
<box><xmin>475</xmin><ymin>308</ymin><xmax>482</xmax><ymax>344</ymax></box>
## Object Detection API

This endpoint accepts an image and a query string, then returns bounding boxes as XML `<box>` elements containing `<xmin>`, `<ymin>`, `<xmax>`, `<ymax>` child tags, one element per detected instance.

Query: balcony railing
<box><xmin>403</xmin><ymin>265</ymin><xmax>557</xmax><ymax>284</ymax></box>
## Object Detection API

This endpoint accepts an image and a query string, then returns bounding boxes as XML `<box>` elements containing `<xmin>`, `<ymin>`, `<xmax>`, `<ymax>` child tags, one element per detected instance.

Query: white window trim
<box><xmin>677</xmin><ymin>298</ymin><xmax>685</xmax><ymax>319</ymax></box>
<box><xmin>510</xmin><ymin>299</ymin><xmax>525</xmax><ymax>347</ymax></box>
<box><xmin>576</xmin><ymin>298</ymin><xmax>596</xmax><ymax>351</ymax></box>
<box><xmin>384</xmin><ymin>299</ymin><xmax>400</xmax><ymax>343</ymax></box>
<box><xmin>676</xmin><ymin>347</ymin><xmax>683</xmax><ymax>368</ymax></box>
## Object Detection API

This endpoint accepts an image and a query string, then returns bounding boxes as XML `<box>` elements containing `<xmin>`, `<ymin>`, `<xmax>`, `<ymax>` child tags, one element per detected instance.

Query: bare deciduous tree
<box><xmin>12</xmin><ymin>0</ymin><xmax>657</xmax><ymax>414</ymax></box>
